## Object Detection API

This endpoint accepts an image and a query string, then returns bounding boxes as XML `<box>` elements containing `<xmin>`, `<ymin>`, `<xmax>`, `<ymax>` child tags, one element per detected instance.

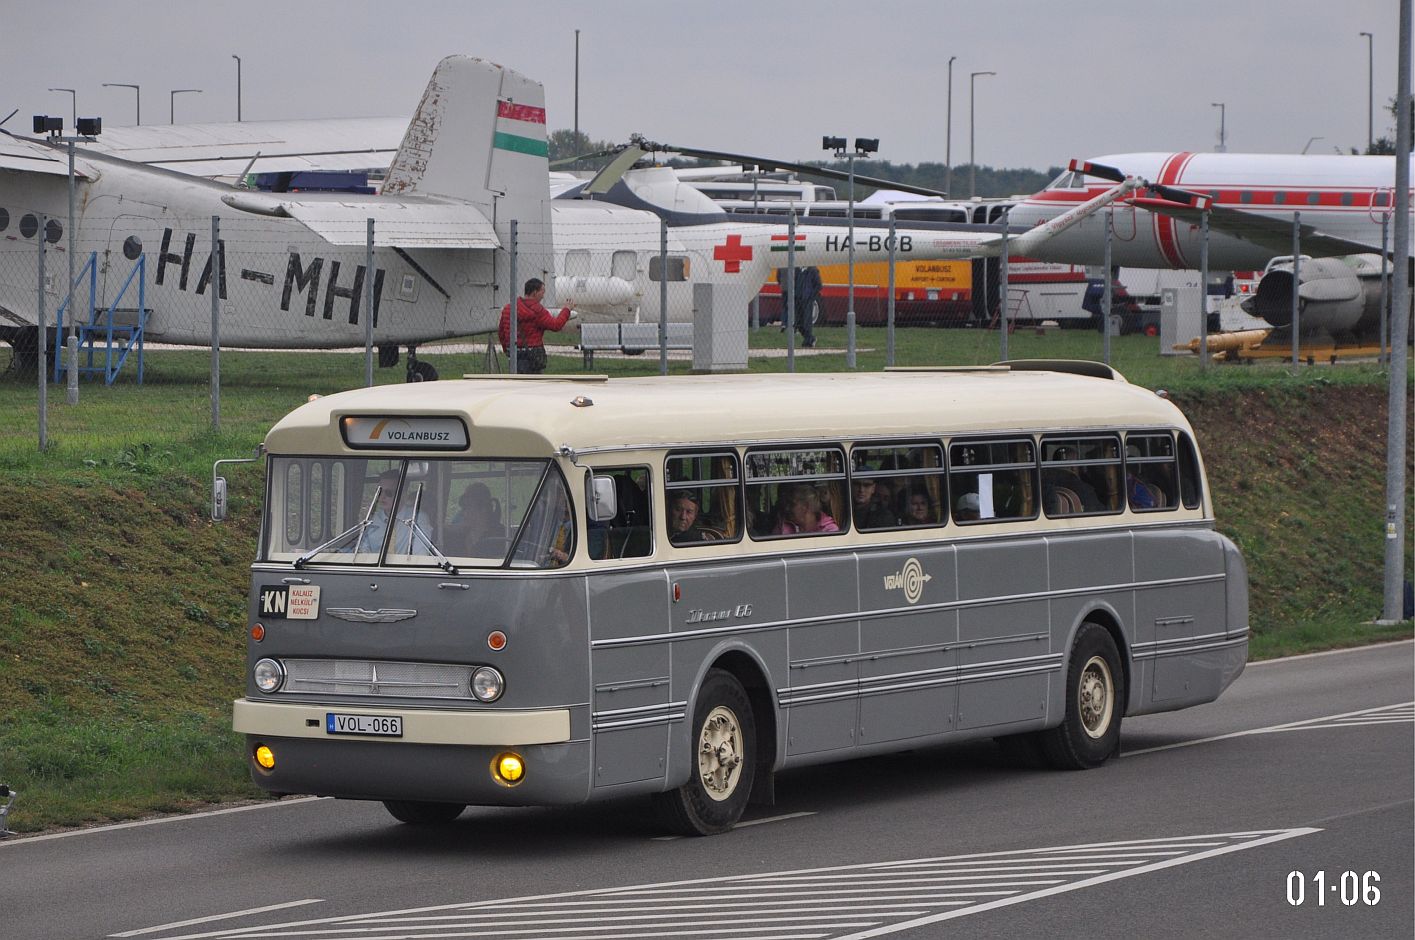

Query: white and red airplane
<box><xmin>1008</xmin><ymin>152</ymin><xmax>1413</xmax><ymax>342</ymax></box>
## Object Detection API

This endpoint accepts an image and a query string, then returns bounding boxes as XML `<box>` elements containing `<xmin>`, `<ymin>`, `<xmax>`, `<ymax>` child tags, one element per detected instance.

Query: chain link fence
<box><xmin>1</xmin><ymin>202</ymin><xmax>1214</xmax><ymax>414</ymax></box>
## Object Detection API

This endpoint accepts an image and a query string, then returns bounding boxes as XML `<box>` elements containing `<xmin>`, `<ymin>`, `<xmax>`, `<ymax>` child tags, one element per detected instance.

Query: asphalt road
<box><xmin>3</xmin><ymin>641</ymin><xmax>1411</xmax><ymax>940</ymax></box>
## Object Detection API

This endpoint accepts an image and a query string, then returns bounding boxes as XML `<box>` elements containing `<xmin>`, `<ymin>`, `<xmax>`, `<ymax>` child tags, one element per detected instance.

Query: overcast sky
<box><xmin>5</xmin><ymin>1</ymin><xmax>1405</xmax><ymax>172</ymax></box>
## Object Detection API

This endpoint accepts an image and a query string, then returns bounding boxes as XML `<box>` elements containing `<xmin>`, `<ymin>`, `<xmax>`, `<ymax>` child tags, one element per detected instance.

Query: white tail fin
<box><xmin>383</xmin><ymin>55</ymin><xmax>554</xmax><ymax>291</ymax></box>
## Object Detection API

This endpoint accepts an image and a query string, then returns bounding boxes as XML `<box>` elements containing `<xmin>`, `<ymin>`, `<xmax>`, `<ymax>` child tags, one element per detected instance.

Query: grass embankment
<box><xmin>0</xmin><ymin>329</ymin><xmax>1409</xmax><ymax>833</ymax></box>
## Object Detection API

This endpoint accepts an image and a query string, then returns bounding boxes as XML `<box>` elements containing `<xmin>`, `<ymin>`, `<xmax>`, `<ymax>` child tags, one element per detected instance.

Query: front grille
<box><xmin>281</xmin><ymin>659</ymin><xmax>473</xmax><ymax>700</ymax></box>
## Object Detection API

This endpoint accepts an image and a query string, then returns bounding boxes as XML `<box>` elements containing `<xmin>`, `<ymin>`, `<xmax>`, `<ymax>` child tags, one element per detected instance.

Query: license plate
<box><xmin>326</xmin><ymin>713</ymin><xmax>402</xmax><ymax>737</ymax></box>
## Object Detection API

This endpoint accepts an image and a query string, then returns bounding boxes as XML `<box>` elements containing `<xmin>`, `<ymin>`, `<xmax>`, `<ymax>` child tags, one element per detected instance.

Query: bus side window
<box><xmin>588</xmin><ymin>466</ymin><xmax>652</xmax><ymax>560</ymax></box>
<box><xmin>744</xmin><ymin>446</ymin><xmax>847</xmax><ymax>539</ymax></box>
<box><xmin>850</xmin><ymin>443</ymin><xmax>946</xmax><ymax>529</ymax></box>
<box><xmin>1125</xmin><ymin>433</ymin><xmax>1178</xmax><ymax>512</ymax></box>
<box><xmin>665</xmin><ymin>451</ymin><xmax>742</xmax><ymax>545</ymax></box>
<box><xmin>1040</xmin><ymin>435</ymin><xmax>1121</xmax><ymax>518</ymax></box>
<box><xmin>948</xmin><ymin>438</ymin><xmax>1038</xmax><ymax>523</ymax></box>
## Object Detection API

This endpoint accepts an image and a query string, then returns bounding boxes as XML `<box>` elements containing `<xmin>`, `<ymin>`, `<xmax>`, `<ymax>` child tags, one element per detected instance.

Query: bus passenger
<box><xmin>453</xmin><ymin>482</ymin><xmax>502</xmax><ymax>553</ymax></box>
<box><xmin>772</xmin><ymin>484</ymin><xmax>839</xmax><ymax>535</ymax></box>
<box><xmin>669</xmin><ymin>491</ymin><xmax>713</xmax><ymax>544</ymax></box>
<box><xmin>903</xmin><ymin>488</ymin><xmax>935</xmax><ymax>525</ymax></box>
<box><xmin>955</xmin><ymin>492</ymin><xmax>981</xmax><ymax>522</ymax></box>
<box><xmin>360</xmin><ymin>469</ymin><xmax>435</xmax><ymax>554</ymax></box>
<box><xmin>851</xmin><ymin>477</ymin><xmax>897</xmax><ymax>529</ymax></box>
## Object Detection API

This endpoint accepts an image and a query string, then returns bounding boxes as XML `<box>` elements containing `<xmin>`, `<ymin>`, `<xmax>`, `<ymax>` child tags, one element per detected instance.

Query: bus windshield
<box><xmin>263</xmin><ymin>456</ymin><xmax>573</xmax><ymax>569</ymax></box>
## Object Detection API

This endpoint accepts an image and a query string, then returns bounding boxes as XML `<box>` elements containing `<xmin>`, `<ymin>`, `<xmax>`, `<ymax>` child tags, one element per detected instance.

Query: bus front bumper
<box><xmin>234</xmin><ymin>699</ymin><xmax>589</xmax><ymax>805</ymax></box>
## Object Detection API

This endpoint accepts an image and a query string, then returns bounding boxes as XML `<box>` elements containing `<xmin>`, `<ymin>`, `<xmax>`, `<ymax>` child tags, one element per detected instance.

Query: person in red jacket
<box><xmin>499</xmin><ymin>278</ymin><xmax>572</xmax><ymax>374</ymax></box>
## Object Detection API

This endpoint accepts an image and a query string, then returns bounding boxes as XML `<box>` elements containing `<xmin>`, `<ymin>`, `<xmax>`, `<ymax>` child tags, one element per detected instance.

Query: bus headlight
<box><xmin>471</xmin><ymin>666</ymin><xmax>504</xmax><ymax>702</ymax></box>
<box><xmin>253</xmin><ymin>658</ymin><xmax>285</xmax><ymax>693</ymax></box>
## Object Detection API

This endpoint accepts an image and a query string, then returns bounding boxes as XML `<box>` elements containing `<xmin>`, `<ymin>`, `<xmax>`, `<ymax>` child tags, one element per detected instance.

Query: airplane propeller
<box><xmin>1068</xmin><ymin>159</ymin><xmax>1212</xmax><ymax>210</ymax></box>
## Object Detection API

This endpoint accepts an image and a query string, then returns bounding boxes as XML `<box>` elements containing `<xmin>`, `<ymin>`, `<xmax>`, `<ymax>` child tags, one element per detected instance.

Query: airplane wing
<box><xmin>0</xmin><ymin>132</ymin><xmax>95</xmax><ymax>178</ymax></box>
<box><xmin>1130</xmin><ymin>197</ymin><xmax>1385</xmax><ymax>258</ymax></box>
<box><xmin>73</xmin><ymin>118</ymin><xmax>406</xmax><ymax>177</ymax></box>
<box><xmin>221</xmin><ymin>191</ymin><xmax>498</xmax><ymax>249</ymax></box>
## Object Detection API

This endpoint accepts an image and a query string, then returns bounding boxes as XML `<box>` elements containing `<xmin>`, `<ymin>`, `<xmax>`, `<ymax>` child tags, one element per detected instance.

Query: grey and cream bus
<box><xmin>232</xmin><ymin>362</ymin><xmax>1248</xmax><ymax>835</ymax></box>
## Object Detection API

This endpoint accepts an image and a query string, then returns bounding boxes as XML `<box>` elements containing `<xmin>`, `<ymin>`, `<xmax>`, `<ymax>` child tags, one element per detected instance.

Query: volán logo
<box><xmin>883</xmin><ymin>557</ymin><xmax>932</xmax><ymax>605</ymax></box>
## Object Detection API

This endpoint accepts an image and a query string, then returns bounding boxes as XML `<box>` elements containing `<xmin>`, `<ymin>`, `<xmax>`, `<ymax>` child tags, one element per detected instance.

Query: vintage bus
<box><xmin>231</xmin><ymin>363</ymin><xmax>1248</xmax><ymax>835</ymax></box>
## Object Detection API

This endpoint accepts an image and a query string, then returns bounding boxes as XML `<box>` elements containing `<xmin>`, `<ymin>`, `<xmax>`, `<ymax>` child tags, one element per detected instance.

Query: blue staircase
<box><xmin>53</xmin><ymin>253</ymin><xmax>148</xmax><ymax>385</ymax></box>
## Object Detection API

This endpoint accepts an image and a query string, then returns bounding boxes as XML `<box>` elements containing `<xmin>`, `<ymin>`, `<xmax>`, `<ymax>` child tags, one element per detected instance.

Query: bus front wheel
<box><xmin>1041</xmin><ymin>623</ymin><xmax>1123</xmax><ymax>770</ymax></box>
<box><xmin>383</xmin><ymin>799</ymin><xmax>465</xmax><ymax>825</ymax></box>
<box><xmin>654</xmin><ymin>669</ymin><xmax>756</xmax><ymax>836</ymax></box>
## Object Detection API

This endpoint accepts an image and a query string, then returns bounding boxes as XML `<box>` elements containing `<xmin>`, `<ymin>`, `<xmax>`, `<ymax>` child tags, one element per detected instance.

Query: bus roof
<box><xmin>265</xmin><ymin>367</ymin><xmax>1193</xmax><ymax>458</ymax></box>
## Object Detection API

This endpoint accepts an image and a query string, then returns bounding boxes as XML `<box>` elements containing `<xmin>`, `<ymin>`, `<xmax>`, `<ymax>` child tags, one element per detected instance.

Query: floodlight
<box><xmin>76</xmin><ymin>116</ymin><xmax>102</xmax><ymax>136</ymax></box>
<box><xmin>854</xmin><ymin>138</ymin><xmax>879</xmax><ymax>155</ymax></box>
<box><xmin>822</xmin><ymin>136</ymin><xmax>846</xmax><ymax>152</ymax></box>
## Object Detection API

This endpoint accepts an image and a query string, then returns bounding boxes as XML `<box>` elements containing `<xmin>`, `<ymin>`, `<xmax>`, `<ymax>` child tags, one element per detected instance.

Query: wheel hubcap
<box><xmin>697</xmin><ymin>705</ymin><xmax>744</xmax><ymax>802</ymax></box>
<box><xmin>1078</xmin><ymin>655</ymin><xmax>1114</xmax><ymax>739</ymax></box>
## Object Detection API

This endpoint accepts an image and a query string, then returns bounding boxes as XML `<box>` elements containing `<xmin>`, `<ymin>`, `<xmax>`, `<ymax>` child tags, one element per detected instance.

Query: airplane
<box><xmin>1006</xmin><ymin>152</ymin><xmax>1413</xmax><ymax>343</ymax></box>
<box><xmin>0</xmin><ymin>57</ymin><xmax>1143</xmax><ymax>380</ymax></box>
<box><xmin>1</xmin><ymin>56</ymin><xmax>551</xmax><ymax>381</ymax></box>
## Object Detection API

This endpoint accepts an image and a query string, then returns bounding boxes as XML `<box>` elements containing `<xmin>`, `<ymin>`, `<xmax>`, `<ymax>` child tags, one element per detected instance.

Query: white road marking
<box><xmin>0</xmin><ymin>797</ymin><xmax>329</xmax><ymax>848</ymax></box>
<box><xmin>109</xmin><ymin>901</ymin><xmax>324</xmax><ymax>937</ymax></box>
<box><xmin>1124</xmin><ymin>701</ymin><xmax>1414</xmax><ymax>756</ymax></box>
<box><xmin>133</xmin><ymin>829</ymin><xmax>1319</xmax><ymax>940</ymax></box>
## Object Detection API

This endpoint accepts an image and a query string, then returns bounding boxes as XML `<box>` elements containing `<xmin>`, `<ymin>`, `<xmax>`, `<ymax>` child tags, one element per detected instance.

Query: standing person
<box><xmin>499</xmin><ymin>277</ymin><xmax>573</xmax><ymax>374</ymax></box>
<box><xmin>774</xmin><ymin>265</ymin><xmax>821</xmax><ymax>347</ymax></box>
<box><xmin>794</xmin><ymin>265</ymin><xmax>821</xmax><ymax>348</ymax></box>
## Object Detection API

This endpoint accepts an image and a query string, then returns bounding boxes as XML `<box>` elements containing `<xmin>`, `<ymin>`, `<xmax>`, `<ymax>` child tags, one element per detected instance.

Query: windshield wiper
<box><xmin>402</xmin><ymin>483</ymin><xmax>459</xmax><ymax>574</ymax></box>
<box><xmin>293</xmin><ymin>485</ymin><xmax>383</xmax><ymax>568</ymax></box>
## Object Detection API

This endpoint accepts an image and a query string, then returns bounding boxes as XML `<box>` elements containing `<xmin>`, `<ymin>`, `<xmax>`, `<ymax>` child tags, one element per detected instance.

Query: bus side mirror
<box><xmin>587</xmin><ymin>475</ymin><xmax>617</xmax><ymax>522</ymax></box>
<box><xmin>212</xmin><ymin>477</ymin><xmax>229</xmax><ymax>521</ymax></box>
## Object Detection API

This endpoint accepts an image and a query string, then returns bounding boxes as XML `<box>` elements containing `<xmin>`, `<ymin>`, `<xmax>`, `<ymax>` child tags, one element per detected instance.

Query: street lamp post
<box><xmin>48</xmin><ymin>89</ymin><xmax>76</xmax><ymax>128</ymax></box>
<box><xmin>944</xmin><ymin>55</ymin><xmax>957</xmax><ymax>195</ymax></box>
<box><xmin>824</xmin><ymin>136</ymin><xmax>878</xmax><ymax>369</ymax></box>
<box><xmin>1211</xmin><ymin>102</ymin><xmax>1226</xmax><ymax>152</ymax></box>
<box><xmin>232</xmin><ymin>55</ymin><xmax>242</xmax><ymax>121</ymax></box>
<box><xmin>170</xmin><ymin>89</ymin><xmax>202</xmax><ymax>124</ymax></box>
<box><xmin>969</xmin><ymin>71</ymin><xmax>995</xmax><ymax>198</ymax></box>
<box><xmin>1360</xmin><ymin>31</ymin><xmax>1374</xmax><ymax>151</ymax></box>
<box><xmin>34</xmin><ymin>114</ymin><xmax>102</xmax><ymax>404</ymax></box>
<box><xmin>102</xmin><ymin>83</ymin><xmax>140</xmax><ymax>125</ymax></box>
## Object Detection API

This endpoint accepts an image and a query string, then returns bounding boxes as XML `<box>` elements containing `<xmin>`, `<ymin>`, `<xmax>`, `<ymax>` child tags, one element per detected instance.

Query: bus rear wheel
<box><xmin>1041</xmin><ymin>623</ymin><xmax>1123</xmax><ymax>770</ymax></box>
<box><xmin>383</xmin><ymin>799</ymin><xmax>465</xmax><ymax>824</ymax></box>
<box><xmin>654</xmin><ymin>669</ymin><xmax>755</xmax><ymax>836</ymax></box>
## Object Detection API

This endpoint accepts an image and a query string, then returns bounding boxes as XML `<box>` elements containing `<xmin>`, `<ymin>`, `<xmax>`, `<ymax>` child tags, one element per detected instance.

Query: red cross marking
<box><xmin>713</xmin><ymin>234</ymin><xmax>753</xmax><ymax>273</ymax></box>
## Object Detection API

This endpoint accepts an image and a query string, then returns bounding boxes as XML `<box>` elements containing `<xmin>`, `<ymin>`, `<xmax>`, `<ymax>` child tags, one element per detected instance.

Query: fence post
<box><xmin>508</xmin><ymin>220</ymin><xmax>518</xmax><ymax>375</ymax></box>
<box><xmin>210</xmin><ymin>215</ymin><xmax>221</xmax><ymax>431</ymax></box>
<box><xmin>365</xmin><ymin>218</ymin><xmax>375</xmax><ymax>387</ymax></box>
<box><xmin>786</xmin><ymin>210</ymin><xmax>797</xmax><ymax>373</ymax></box>
<box><xmin>1291</xmin><ymin>212</ymin><xmax>1301</xmax><ymax>369</ymax></box>
<box><xmin>37</xmin><ymin>213</ymin><xmax>48</xmax><ymax>451</ymax></box>
<box><xmin>886</xmin><ymin>215</ymin><xmax>897</xmax><ymax>368</ymax></box>
<box><xmin>659</xmin><ymin>217</ymin><xmax>669</xmax><ymax>376</ymax></box>
<box><xmin>1103</xmin><ymin>206</ymin><xmax>1113</xmax><ymax>365</ymax></box>
<box><xmin>998</xmin><ymin>211</ymin><xmax>1009</xmax><ymax>362</ymax></box>
<box><xmin>1198</xmin><ymin>210</ymin><xmax>1210</xmax><ymax>369</ymax></box>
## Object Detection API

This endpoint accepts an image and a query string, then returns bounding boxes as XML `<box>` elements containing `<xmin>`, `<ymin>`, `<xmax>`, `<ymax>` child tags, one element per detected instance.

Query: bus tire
<box><xmin>1041</xmin><ymin>623</ymin><xmax>1123</xmax><ymax>770</ymax></box>
<box><xmin>654</xmin><ymin>668</ymin><xmax>756</xmax><ymax>836</ymax></box>
<box><xmin>382</xmin><ymin>799</ymin><xmax>465</xmax><ymax>824</ymax></box>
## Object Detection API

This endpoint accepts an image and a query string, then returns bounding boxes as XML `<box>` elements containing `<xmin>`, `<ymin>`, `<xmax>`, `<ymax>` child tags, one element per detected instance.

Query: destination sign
<box><xmin>340</xmin><ymin>415</ymin><xmax>469</xmax><ymax>450</ymax></box>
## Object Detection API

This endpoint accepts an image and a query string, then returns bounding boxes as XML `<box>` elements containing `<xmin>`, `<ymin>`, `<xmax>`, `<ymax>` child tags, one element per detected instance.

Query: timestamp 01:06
<box><xmin>1286</xmin><ymin>870</ymin><xmax>1381</xmax><ymax>906</ymax></box>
